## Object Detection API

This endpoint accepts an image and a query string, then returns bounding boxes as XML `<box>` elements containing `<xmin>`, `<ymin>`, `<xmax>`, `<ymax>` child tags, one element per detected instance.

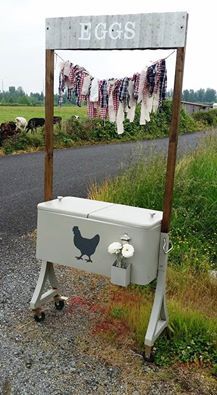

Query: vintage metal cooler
<box><xmin>36</xmin><ymin>196</ymin><xmax>163</xmax><ymax>285</ymax></box>
<box><xmin>31</xmin><ymin>196</ymin><xmax>169</xmax><ymax>356</ymax></box>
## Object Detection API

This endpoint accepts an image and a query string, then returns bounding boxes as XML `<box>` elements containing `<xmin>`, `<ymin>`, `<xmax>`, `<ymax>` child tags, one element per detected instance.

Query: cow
<box><xmin>0</xmin><ymin>121</ymin><xmax>17</xmax><ymax>144</ymax></box>
<box><xmin>26</xmin><ymin>116</ymin><xmax>62</xmax><ymax>133</ymax></box>
<box><xmin>15</xmin><ymin>116</ymin><xmax>27</xmax><ymax>130</ymax></box>
<box><xmin>53</xmin><ymin>116</ymin><xmax>62</xmax><ymax>125</ymax></box>
<box><xmin>26</xmin><ymin>118</ymin><xmax>45</xmax><ymax>133</ymax></box>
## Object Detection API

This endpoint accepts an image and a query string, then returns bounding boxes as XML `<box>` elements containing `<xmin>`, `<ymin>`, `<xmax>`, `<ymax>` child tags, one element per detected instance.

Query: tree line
<box><xmin>0</xmin><ymin>86</ymin><xmax>216</xmax><ymax>106</ymax></box>
<box><xmin>169</xmin><ymin>88</ymin><xmax>217</xmax><ymax>104</ymax></box>
<box><xmin>0</xmin><ymin>86</ymin><xmax>45</xmax><ymax>106</ymax></box>
<box><xmin>0</xmin><ymin>86</ymin><xmax>76</xmax><ymax>106</ymax></box>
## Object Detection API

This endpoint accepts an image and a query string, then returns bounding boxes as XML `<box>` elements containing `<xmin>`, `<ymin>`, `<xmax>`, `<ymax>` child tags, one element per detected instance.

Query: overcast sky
<box><xmin>0</xmin><ymin>0</ymin><xmax>216</xmax><ymax>94</ymax></box>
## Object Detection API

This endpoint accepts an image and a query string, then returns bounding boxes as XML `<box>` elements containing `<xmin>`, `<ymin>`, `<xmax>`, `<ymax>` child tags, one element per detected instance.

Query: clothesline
<box><xmin>57</xmin><ymin>54</ymin><xmax>168</xmax><ymax>134</ymax></box>
<box><xmin>55</xmin><ymin>49</ymin><xmax>175</xmax><ymax>67</ymax></box>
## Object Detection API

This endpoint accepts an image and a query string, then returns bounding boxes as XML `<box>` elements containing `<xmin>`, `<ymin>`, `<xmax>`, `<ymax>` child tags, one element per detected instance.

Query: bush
<box><xmin>2</xmin><ymin>130</ymin><xmax>44</xmax><ymax>153</ymax></box>
<box><xmin>62</xmin><ymin>100</ymin><xmax>200</xmax><ymax>144</ymax></box>
<box><xmin>192</xmin><ymin>108</ymin><xmax>217</xmax><ymax>127</ymax></box>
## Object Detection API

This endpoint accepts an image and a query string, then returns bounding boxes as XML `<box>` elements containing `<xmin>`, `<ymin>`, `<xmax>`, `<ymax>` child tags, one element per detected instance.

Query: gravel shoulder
<box><xmin>1</xmin><ymin>234</ymin><xmax>217</xmax><ymax>395</ymax></box>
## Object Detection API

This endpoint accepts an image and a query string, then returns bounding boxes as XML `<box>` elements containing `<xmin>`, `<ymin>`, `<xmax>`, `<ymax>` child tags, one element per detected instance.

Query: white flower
<box><xmin>108</xmin><ymin>242</ymin><xmax>122</xmax><ymax>255</ymax></box>
<box><xmin>121</xmin><ymin>243</ymin><xmax>134</xmax><ymax>258</ymax></box>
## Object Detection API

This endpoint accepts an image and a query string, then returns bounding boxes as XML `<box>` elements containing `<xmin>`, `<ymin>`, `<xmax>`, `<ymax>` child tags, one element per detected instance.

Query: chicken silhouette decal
<box><xmin>72</xmin><ymin>226</ymin><xmax>100</xmax><ymax>263</ymax></box>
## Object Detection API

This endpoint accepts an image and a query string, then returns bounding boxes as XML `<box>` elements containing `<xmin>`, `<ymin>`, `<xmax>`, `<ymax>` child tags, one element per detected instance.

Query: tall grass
<box><xmin>155</xmin><ymin>302</ymin><xmax>217</xmax><ymax>366</ymax></box>
<box><xmin>89</xmin><ymin>135</ymin><xmax>217</xmax><ymax>367</ymax></box>
<box><xmin>99</xmin><ymin>266</ymin><xmax>217</xmax><ymax>366</ymax></box>
<box><xmin>89</xmin><ymin>134</ymin><xmax>217</xmax><ymax>269</ymax></box>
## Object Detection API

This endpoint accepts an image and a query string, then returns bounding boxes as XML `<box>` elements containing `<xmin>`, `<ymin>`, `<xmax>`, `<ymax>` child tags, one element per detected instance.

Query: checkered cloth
<box><xmin>99</xmin><ymin>80</ymin><xmax>108</xmax><ymax>119</ymax></box>
<box><xmin>143</xmin><ymin>59</ymin><xmax>167</xmax><ymax>107</ymax></box>
<box><xmin>119</xmin><ymin>77</ymin><xmax>129</xmax><ymax>106</ymax></box>
<box><xmin>58</xmin><ymin>70</ymin><xmax>65</xmax><ymax>106</ymax></box>
<box><xmin>68</xmin><ymin>65</ymin><xmax>78</xmax><ymax>85</ymax></box>
<box><xmin>157</xmin><ymin>59</ymin><xmax>167</xmax><ymax>105</ymax></box>
<box><xmin>74</xmin><ymin>67</ymin><xmax>89</xmax><ymax>106</ymax></box>
<box><xmin>99</xmin><ymin>80</ymin><xmax>108</xmax><ymax>108</ymax></box>
<box><xmin>146</xmin><ymin>64</ymin><xmax>157</xmax><ymax>96</ymax></box>
<box><xmin>132</xmin><ymin>73</ymin><xmax>140</xmax><ymax>100</ymax></box>
<box><xmin>113</xmin><ymin>80</ymin><xmax>121</xmax><ymax>113</ymax></box>
<box><xmin>88</xmin><ymin>99</ymin><xmax>98</xmax><ymax>118</ymax></box>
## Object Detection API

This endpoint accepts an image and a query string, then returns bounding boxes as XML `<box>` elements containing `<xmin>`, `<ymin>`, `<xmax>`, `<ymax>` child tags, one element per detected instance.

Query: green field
<box><xmin>0</xmin><ymin>105</ymin><xmax>87</xmax><ymax>123</ymax></box>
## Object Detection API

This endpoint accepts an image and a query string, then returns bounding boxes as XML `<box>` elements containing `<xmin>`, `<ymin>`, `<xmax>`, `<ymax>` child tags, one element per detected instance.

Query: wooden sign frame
<box><xmin>44</xmin><ymin>12</ymin><xmax>188</xmax><ymax>234</ymax></box>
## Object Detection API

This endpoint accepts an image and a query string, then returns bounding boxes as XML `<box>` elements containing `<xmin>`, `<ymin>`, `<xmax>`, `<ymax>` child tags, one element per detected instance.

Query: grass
<box><xmin>92</xmin><ymin>266</ymin><xmax>217</xmax><ymax>367</ymax></box>
<box><xmin>89</xmin><ymin>134</ymin><xmax>217</xmax><ymax>269</ymax></box>
<box><xmin>155</xmin><ymin>301</ymin><xmax>217</xmax><ymax>366</ymax></box>
<box><xmin>88</xmin><ymin>133</ymin><xmax>217</xmax><ymax>368</ymax></box>
<box><xmin>0</xmin><ymin>105</ymin><xmax>87</xmax><ymax>123</ymax></box>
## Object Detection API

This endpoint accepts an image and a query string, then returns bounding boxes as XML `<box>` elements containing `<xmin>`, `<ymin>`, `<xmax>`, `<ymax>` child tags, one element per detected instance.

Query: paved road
<box><xmin>0</xmin><ymin>131</ymin><xmax>210</xmax><ymax>240</ymax></box>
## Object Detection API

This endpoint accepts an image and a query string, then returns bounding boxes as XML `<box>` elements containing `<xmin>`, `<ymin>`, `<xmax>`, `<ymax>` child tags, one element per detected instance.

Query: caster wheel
<box><xmin>142</xmin><ymin>346</ymin><xmax>155</xmax><ymax>363</ymax></box>
<box><xmin>55</xmin><ymin>299</ymin><xmax>65</xmax><ymax>311</ymax></box>
<box><xmin>143</xmin><ymin>352</ymin><xmax>155</xmax><ymax>363</ymax></box>
<box><xmin>34</xmin><ymin>311</ymin><xmax>45</xmax><ymax>322</ymax></box>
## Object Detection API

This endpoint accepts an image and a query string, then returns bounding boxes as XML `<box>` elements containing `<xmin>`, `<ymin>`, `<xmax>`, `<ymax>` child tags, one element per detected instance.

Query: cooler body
<box><xmin>36</xmin><ymin>197</ymin><xmax>162</xmax><ymax>285</ymax></box>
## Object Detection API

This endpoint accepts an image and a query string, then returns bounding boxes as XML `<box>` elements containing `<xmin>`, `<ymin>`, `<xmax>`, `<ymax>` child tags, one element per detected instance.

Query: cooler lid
<box><xmin>89</xmin><ymin>203</ymin><xmax>163</xmax><ymax>229</ymax></box>
<box><xmin>37</xmin><ymin>196</ymin><xmax>114</xmax><ymax>218</ymax></box>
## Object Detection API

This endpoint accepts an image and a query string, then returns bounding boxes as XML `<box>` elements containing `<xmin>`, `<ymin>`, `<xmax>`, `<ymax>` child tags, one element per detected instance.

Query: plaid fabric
<box><xmin>78</xmin><ymin>71</ymin><xmax>86</xmax><ymax>106</ymax></box>
<box><xmin>100</xmin><ymin>107</ymin><xmax>108</xmax><ymax>119</ymax></box>
<box><xmin>146</xmin><ymin>64</ymin><xmax>157</xmax><ymax>96</ymax></box>
<box><xmin>113</xmin><ymin>80</ymin><xmax>121</xmax><ymax>113</ymax></box>
<box><xmin>107</xmin><ymin>81</ymin><xmax>116</xmax><ymax>122</ymax></box>
<box><xmin>151</xmin><ymin>59</ymin><xmax>167</xmax><ymax>106</ymax></box>
<box><xmin>58</xmin><ymin>70</ymin><xmax>65</xmax><ymax>106</ymax></box>
<box><xmin>158</xmin><ymin>59</ymin><xmax>167</xmax><ymax>105</ymax></box>
<box><xmin>108</xmin><ymin>82</ymin><xmax>113</xmax><ymax>99</ymax></box>
<box><xmin>68</xmin><ymin>64</ymin><xmax>78</xmax><ymax>85</ymax></box>
<box><xmin>58</xmin><ymin>62</ymin><xmax>89</xmax><ymax>105</ymax></box>
<box><xmin>67</xmin><ymin>88</ymin><xmax>73</xmax><ymax>101</ymax></box>
<box><xmin>74</xmin><ymin>68</ymin><xmax>88</xmax><ymax>106</ymax></box>
<box><xmin>143</xmin><ymin>59</ymin><xmax>167</xmax><ymax>108</ymax></box>
<box><xmin>143</xmin><ymin>74</ymin><xmax>149</xmax><ymax>104</ymax></box>
<box><xmin>88</xmin><ymin>99</ymin><xmax>98</xmax><ymax>118</ymax></box>
<box><xmin>132</xmin><ymin>73</ymin><xmax>140</xmax><ymax>100</ymax></box>
<box><xmin>99</xmin><ymin>80</ymin><xmax>108</xmax><ymax>108</ymax></box>
<box><xmin>74</xmin><ymin>69</ymin><xmax>81</xmax><ymax>105</ymax></box>
<box><xmin>119</xmin><ymin>77</ymin><xmax>129</xmax><ymax>106</ymax></box>
<box><xmin>99</xmin><ymin>80</ymin><xmax>108</xmax><ymax>119</ymax></box>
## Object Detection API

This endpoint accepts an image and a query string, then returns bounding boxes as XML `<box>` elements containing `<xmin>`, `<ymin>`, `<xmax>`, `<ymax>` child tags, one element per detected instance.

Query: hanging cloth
<box><xmin>89</xmin><ymin>78</ymin><xmax>99</xmax><ymax>102</ymax></box>
<box><xmin>57</xmin><ymin>55</ymin><xmax>168</xmax><ymax>133</ymax></box>
<box><xmin>108</xmin><ymin>80</ymin><xmax>116</xmax><ymax>123</ymax></box>
<box><xmin>126</xmin><ymin>79</ymin><xmax>137</xmax><ymax>123</ymax></box>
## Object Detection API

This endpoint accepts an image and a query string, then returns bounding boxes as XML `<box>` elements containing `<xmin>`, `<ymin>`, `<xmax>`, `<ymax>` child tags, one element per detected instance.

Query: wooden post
<box><xmin>44</xmin><ymin>49</ymin><xmax>54</xmax><ymax>201</ymax></box>
<box><xmin>161</xmin><ymin>47</ymin><xmax>186</xmax><ymax>233</ymax></box>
